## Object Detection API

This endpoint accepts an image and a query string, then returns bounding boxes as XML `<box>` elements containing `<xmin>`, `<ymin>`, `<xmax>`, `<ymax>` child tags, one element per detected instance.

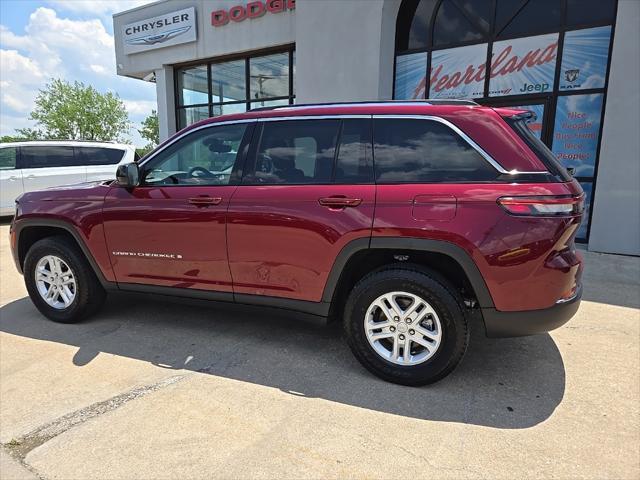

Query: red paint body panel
<box><xmin>102</xmin><ymin>185</ymin><xmax>236</xmax><ymax>291</ymax></box>
<box><xmin>374</xmin><ymin>180</ymin><xmax>583</xmax><ymax>311</ymax></box>
<box><xmin>13</xmin><ymin>182</ymin><xmax>116</xmax><ymax>282</ymax></box>
<box><xmin>227</xmin><ymin>184</ymin><xmax>375</xmax><ymax>301</ymax></box>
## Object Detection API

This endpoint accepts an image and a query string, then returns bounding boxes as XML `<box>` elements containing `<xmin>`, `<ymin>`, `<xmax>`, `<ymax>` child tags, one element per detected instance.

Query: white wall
<box><xmin>588</xmin><ymin>0</ymin><xmax>640</xmax><ymax>255</ymax></box>
<box><xmin>295</xmin><ymin>0</ymin><xmax>400</xmax><ymax>103</ymax></box>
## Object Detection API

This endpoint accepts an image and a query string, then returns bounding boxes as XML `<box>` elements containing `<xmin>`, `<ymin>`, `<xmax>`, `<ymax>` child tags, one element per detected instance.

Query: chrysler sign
<box><xmin>123</xmin><ymin>7</ymin><xmax>196</xmax><ymax>54</ymax></box>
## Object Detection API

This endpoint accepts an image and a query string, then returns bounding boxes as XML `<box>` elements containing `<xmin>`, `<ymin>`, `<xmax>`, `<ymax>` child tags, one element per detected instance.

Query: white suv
<box><xmin>0</xmin><ymin>141</ymin><xmax>137</xmax><ymax>216</ymax></box>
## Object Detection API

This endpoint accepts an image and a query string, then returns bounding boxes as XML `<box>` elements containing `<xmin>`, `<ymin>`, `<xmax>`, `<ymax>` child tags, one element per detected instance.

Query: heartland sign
<box><xmin>123</xmin><ymin>7</ymin><xmax>197</xmax><ymax>54</ymax></box>
<box><xmin>412</xmin><ymin>33</ymin><xmax>559</xmax><ymax>100</ymax></box>
<box><xmin>212</xmin><ymin>0</ymin><xmax>295</xmax><ymax>27</ymax></box>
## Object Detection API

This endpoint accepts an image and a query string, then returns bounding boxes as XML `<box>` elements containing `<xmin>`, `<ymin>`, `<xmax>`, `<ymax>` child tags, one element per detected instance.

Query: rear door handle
<box><xmin>9</xmin><ymin>176</ymin><xmax>19</xmax><ymax>181</ymax></box>
<box><xmin>188</xmin><ymin>196</ymin><xmax>222</xmax><ymax>207</ymax></box>
<box><xmin>318</xmin><ymin>196</ymin><xmax>362</xmax><ymax>209</ymax></box>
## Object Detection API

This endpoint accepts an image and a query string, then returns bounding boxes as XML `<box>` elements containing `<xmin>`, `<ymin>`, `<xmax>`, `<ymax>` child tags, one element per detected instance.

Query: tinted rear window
<box><xmin>505</xmin><ymin>115</ymin><xmax>572</xmax><ymax>181</ymax></box>
<box><xmin>373</xmin><ymin>119</ymin><xmax>498</xmax><ymax>183</ymax></box>
<box><xmin>75</xmin><ymin>147</ymin><xmax>125</xmax><ymax>165</ymax></box>
<box><xmin>21</xmin><ymin>146</ymin><xmax>76</xmax><ymax>168</ymax></box>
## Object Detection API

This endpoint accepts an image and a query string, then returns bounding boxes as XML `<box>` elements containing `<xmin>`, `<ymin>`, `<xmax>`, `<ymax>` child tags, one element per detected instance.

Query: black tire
<box><xmin>343</xmin><ymin>266</ymin><xmax>469</xmax><ymax>386</ymax></box>
<box><xmin>24</xmin><ymin>236</ymin><xmax>106</xmax><ymax>323</ymax></box>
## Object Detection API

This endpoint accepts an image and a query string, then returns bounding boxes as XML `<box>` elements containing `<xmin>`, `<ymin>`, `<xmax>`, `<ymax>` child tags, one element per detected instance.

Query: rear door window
<box><xmin>21</xmin><ymin>146</ymin><xmax>77</xmax><ymax>168</ymax></box>
<box><xmin>244</xmin><ymin>120</ymin><xmax>340</xmax><ymax>184</ymax></box>
<box><xmin>0</xmin><ymin>147</ymin><xmax>17</xmax><ymax>170</ymax></box>
<box><xmin>75</xmin><ymin>147</ymin><xmax>126</xmax><ymax>165</ymax></box>
<box><xmin>373</xmin><ymin>119</ymin><xmax>498</xmax><ymax>183</ymax></box>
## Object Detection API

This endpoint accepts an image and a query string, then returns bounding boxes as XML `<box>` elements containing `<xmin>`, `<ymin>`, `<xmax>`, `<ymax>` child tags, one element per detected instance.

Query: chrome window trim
<box><xmin>372</xmin><ymin>114</ymin><xmax>546</xmax><ymax>175</ymax></box>
<box><xmin>140</xmin><ymin>113</ymin><xmax>547</xmax><ymax>176</ymax></box>
<box><xmin>138</xmin><ymin>116</ymin><xmax>368</xmax><ymax>168</ymax></box>
<box><xmin>138</xmin><ymin>119</ymin><xmax>257</xmax><ymax>168</ymax></box>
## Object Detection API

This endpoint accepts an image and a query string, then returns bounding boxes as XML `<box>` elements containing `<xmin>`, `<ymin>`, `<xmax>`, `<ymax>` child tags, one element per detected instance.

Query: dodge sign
<box><xmin>123</xmin><ymin>7</ymin><xmax>197</xmax><ymax>54</ymax></box>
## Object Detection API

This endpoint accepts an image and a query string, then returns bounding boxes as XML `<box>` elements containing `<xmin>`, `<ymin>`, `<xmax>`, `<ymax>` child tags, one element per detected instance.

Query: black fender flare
<box><xmin>321</xmin><ymin>237</ymin><xmax>495</xmax><ymax>308</ymax></box>
<box><xmin>12</xmin><ymin>218</ymin><xmax>113</xmax><ymax>289</ymax></box>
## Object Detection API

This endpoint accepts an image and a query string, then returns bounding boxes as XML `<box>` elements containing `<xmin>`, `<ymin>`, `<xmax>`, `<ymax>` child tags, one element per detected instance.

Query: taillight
<box><xmin>497</xmin><ymin>195</ymin><xmax>584</xmax><ymax>216</ymax></box>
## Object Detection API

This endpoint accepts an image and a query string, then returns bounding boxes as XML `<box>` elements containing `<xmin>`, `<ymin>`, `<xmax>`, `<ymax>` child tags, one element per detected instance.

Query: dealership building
<box><xmin>113</xmin><ymin>0</ymin><xmax>639</xmax><ymax>255</ymax></box>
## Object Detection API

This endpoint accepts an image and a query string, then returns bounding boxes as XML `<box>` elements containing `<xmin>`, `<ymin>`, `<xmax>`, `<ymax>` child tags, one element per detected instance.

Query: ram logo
<box><xmin>125</xmin><ymin>25</ymin><xmax>192</xmax><ymax>46</ymax></box>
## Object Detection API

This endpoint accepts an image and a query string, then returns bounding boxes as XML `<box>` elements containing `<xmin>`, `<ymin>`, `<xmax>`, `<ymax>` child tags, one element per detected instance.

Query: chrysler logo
<box><xmin>125</xmin><ymin>25</ymin><xmax>192</xmax><ymax>46</ymax></box>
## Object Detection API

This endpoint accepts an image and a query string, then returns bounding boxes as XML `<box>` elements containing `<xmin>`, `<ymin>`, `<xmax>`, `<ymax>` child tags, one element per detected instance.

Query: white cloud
<box><xmin>0</xmin><ymin>6</ymin><xmax>156</xmax><ymax>146</ymax></box>
<box><xmin>123</xmin><ymin>99</ymin><xmax>157</xmax><ymax>116</ymax></box>
<box><xmin>89</xmin><ymin>64</ymin><xmax>107</xmax><ymax>74</ymax></box>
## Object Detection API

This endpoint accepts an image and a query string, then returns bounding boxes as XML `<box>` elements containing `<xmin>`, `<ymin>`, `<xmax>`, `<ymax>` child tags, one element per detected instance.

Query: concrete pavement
<box><xmin>1</xmin><ymin>224</ymin><xmax>638</xmax><ymax>479</ymax></box>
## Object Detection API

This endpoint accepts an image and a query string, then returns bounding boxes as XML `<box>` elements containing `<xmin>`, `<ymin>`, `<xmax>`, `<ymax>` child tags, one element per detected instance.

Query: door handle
<box><xmin>25</xmin><ymin>175</ymin><xmax>35</xmax><ymax>180</ymax></box>
<box><xmin>9</xmin><ymin>176</ymin><xmax>19</xmax><ymax>181</ymax></box>
<box><xmin>188</xmin><ymin>196</ymin><xmax>222</xmax><ymax>207</ymax></box>
<box><xmin>318</xmin><ymin>196</ymin><xmax>362</xmax><ymax>209</ymax></box>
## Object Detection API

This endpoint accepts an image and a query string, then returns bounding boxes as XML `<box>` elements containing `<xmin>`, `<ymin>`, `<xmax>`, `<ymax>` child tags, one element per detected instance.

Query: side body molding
<box><xmin>322</xmin><ymin>237</ymin><xmax>495</xmax><ymax>309</ymax></box>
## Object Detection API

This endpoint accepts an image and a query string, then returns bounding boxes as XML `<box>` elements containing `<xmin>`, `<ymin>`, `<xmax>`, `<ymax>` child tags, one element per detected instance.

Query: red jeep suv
<box><xmin>9</xmin><ymin>101</ymin><xmax>584</xmax><ymax>385</ymax></box>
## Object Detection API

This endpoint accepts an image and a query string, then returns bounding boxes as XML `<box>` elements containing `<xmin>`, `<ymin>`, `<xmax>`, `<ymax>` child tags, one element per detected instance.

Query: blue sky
<box><xmin>0</xmin><ymin>0</ymin><xmax>157</xmax><ymax>146</ymax></box>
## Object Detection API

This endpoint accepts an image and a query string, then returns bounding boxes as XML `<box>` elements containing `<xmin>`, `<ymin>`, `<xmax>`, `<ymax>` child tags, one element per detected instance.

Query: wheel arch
<box><xmin>14</xmin><ymin>219</ymin><xmax>111</xmax><ymax>288</ymax></box>
<box><xmin>323</xmin><ymin>237</ymin><xmax>495</xmax><ymax>310</ymax></box>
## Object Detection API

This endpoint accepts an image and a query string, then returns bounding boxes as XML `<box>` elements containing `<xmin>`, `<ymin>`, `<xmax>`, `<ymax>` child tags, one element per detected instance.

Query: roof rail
<box><xmin>248</xmin><ymin>99</ymin><xmax>479</xmax><ymax>112</ymax></box>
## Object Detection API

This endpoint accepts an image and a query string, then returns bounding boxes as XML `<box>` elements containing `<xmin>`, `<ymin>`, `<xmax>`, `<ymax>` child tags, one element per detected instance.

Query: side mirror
<box><xmin>116</xmin><ymin>162</ymin><xmax>139</xmax><ymax>188</ymax></box>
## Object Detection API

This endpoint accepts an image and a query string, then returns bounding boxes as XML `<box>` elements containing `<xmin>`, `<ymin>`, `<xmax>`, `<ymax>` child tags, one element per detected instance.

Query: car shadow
<box><xmin>0</xmin><ymin>293</ymin><xmax>565</xmax><ymax>429</ymax></box>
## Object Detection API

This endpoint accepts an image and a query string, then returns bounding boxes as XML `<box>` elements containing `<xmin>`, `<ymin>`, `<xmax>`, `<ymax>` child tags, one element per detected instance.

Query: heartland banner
<box><xmin>489</xmin><ymin>33</ymin><xmax>559</xmax><ymax>97</ymax></box>
<box><xmin>559</xmin><ymin>26</ymin><xmax>611</xmax><ymax>91</ymax></box>
<box><xmin>429</xmin><ymin>43</ymin><xmax>488</xmax><ymax>99</ymax></box>
<box><xmin>394</xmin><ymin>52</ymin><xmax>427</xmax><ymax>100</ymax></box>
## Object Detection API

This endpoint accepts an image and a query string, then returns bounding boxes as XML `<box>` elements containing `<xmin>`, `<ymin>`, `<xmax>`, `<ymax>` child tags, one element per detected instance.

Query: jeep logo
<box><xmin>519</xmin><ymin>82</ymin><xmax>550</xmax><ymax>93</ymax></box>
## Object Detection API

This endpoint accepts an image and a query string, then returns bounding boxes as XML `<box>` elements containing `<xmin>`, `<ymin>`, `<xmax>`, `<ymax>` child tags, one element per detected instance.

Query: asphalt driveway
<box><xmin>1</xmin><ymin>223</ymin><xmax>638</xmax><ymax>479</ymax></box>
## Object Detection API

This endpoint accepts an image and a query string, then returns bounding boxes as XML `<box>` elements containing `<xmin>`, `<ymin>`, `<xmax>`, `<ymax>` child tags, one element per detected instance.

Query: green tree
<box><xmin>25</xmin><ymin>79</ymin><xmax>130</xmax><ymax>142</ymax></box>
<box><xmin>1</xmin><ymin>129</ymin><xmax>42</xmax><ymax>143</ymax></box>
<box><xmin>138</xmin><ymin>110</ymin><xmax>159</xmax><ymax>146</ymax></box>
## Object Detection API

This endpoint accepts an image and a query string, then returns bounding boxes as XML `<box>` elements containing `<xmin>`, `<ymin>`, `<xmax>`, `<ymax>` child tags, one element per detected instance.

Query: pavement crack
<box><xmin>2</xmin><ymin>374</ymin><xmax>186</xmax><ymax>461</ymax></box>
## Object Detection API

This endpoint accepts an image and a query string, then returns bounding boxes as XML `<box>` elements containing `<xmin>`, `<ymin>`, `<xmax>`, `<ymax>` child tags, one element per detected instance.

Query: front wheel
<box><xmin>24</xmin><ymin>236</ymin><xmax>106</xmax><ymax>323</ymax></box>
<box><xmin>343</xmin><ymin>267</ymin><xmax>469</xmax><ymax>386</ymax></box>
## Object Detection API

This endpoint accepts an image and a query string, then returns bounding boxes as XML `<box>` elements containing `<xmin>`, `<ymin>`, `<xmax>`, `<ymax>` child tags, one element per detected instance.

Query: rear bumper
<box><xmin>482</xmin><ymin>285</ymin><xmax>582</xmax><ymax>338</ymax></box>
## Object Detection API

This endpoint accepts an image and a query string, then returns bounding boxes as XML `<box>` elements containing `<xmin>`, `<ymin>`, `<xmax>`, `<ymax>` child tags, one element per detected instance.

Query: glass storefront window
<box><xmin>211</xmin><ymin>60</ymin><xmax>246</xmax><ymax>103</ymax></box>
<box><xmin>175</xmin><ymin>48</ymin><xmax>295</xmax><ymax>130</ymax></box>
<box><xmin>429</xmin><ymin>43</ymin><xmax>487</xmax><ymax>99</ymax></box>
<box><xmin>567</xmin><ymin>0</ymin><xmax>616</xmax><ymax>27</ymax></box>
<box><xmin>559</xmin><ymin>26</ymin><xmax>611</xmax><ymax>91</ymax></box>
<box><xmin>394</xmin><ymin>52</ymin><xmax>427</xmax><ymax>100</ymax></box>
<box><xmin>250</xmin><ymin>53</ymin><xmax>290</xmax><ymax>100</ymax></box>
<box><xmin>489</xmin><ymin>33</ymin><xmax>559</xmax><ymax>97</ymax></box>
<box><xmin>177</xmin><ymin>66</ymin><xmax>208</xmax><ymax>106</ymax></box>
<box><xmin>250</xmin><ymin>98</ymin><xmax>290</xmax><ymax>109</ymax></box>
<box><xmin>552</xmin><ymin>93</ymin><xmax>604</xmax><ymax>177</ymax></box>
<box><xmin>212</xmin><ymin>103</ymin><xmax>248</xmax><ymax>116</ymax></box>
<box><xmin>178</xmin><ymin>106</ymin><xmax>209</xmax><ymax>130</ymax></box>
<box><xmin>433</xmin><ymin>0</ymin><xmax>486</xmax><ymax>47</ymax></box>
<box><xmin>497</xmin><ymin>0</ymin><xmax>561</xmax><ymax>38</ymax></box>
<box><xmin>577</xmin><ymin>181</ymin><xmax>593</xmax><ymax>241</ymax></box>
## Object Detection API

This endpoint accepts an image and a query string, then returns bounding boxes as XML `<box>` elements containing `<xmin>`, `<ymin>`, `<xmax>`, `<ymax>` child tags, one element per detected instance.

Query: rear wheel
<box><xmin>343</xmin><ymin>267</ymin><xmax>468</xmax><ymax>386</ymax></box>
<box><xmin>24</xmin><ymin>236</ymin><xmax>106</xmax><ymax>323</ymax></box>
